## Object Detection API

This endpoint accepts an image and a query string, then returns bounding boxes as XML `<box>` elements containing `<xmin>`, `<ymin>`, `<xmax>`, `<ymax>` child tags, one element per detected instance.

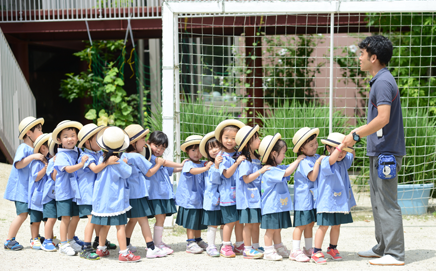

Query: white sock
<box><xmin>235</xmin><ymin>241</ymin><xmax>244</xmax><ymax>247</ymax></box>
<box><xmin>207</xmin><ymin>227</ymin><xmax>217</xmax><ymax>247</ymax></box>
<box><xmin>119</xmin><ymin>249</ymin><xmax>128</xmax><ymax>256</ymax></box>
<box><xmin>274</xmin><ymin>242</ymin><xmax>283</xmax><ymax>249</ymax></box>
<box><xmin>305</xmin><ymin>238</ymin><xmax>312</xmax><ymax>249</ymax></box>
<box><xmin>154</xmin><ymin>225</ymin><xmax>164</xmax><ymax>246</ymax></box>
<box><xmin>219</xmin><ymin>228</ymin><xmax>224</xmax><ymax>242</ymax></box>
<box><xmin>97</xmin><ymin>245</ymin><xmax>107</xmax><ymax>251</ymax></box>
<box><xmin>293</xmin><ymin>240</ymin><xmax>301</xmax><ymax>251</ymax></box>
<box><xmin>244</xmin><ymin>246</ymin><xmax>252</xmax><ymax>251</ymax></box>
<box><xmin>265</xmin><ymin>245</ymin><xmax>275</xmax><ymax>253</ymax></box>
<box><xmin>223</xmin><ymin>241</ymin><xmax>231</xmax><ymax>246</ymax></box>
<box><xmin>252</xmin><ymin>243</ymin><xmax>259</xmax><ymax>249</ymax></box>
<box><xmin>67</xmin><ymin>239</ymin><xmax>74</xmax><ymax>242</ymax></box>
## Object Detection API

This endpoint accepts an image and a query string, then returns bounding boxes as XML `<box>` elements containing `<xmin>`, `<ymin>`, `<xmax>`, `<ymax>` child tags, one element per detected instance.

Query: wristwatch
<box><xmin>352</xmin><ymin>132</ymin><xmax>361</xmax><ymax>142</ymax></box>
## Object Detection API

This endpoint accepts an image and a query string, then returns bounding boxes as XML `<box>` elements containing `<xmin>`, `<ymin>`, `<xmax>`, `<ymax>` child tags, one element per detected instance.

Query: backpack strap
<box><xmin>372</xmin><ymin>88</ymin><xmax>399</xmax><ymax>108</ymax></box>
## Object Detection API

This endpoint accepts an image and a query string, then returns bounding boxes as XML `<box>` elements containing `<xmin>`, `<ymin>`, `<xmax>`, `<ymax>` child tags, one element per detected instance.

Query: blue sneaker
<box><xmin>243</xmin><ymin>248</ymin><xmax>263</xmax><ymax>259</ymax></box>
<box><xmin>256</xmin><ymin>247</ymin><xmax>265</xmax><ymax>253</ymax></box>
<box><xmin>41</xmin><ymin>239</ymin><xmax>57</xmax><ymax>252</ymax></box>
<box><xmin>73</xmin><ymin>236</ymin><xmax>85</xmax><ymax>247</ymax></box>
<box><xmin>4</xmin><ymin>238</ymin><xmax>23</xmax><ymax>251</ymax></box>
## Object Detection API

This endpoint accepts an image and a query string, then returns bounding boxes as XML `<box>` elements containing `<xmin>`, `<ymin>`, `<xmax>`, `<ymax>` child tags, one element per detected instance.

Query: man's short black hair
<box><xmin>359</xmin><ymin>35</ymin><xmax>393</xmax><ymax>66</ymax></box>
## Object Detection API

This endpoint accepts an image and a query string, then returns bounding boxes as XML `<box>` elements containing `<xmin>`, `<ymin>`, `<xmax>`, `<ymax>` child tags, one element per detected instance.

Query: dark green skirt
<box><xmin>316</xmin><ymin>212</ymin><xmax>353</xmax><ymax>226</ymax></box>
<box><xmin>220</xmin><ymin>205</ymin><xmax>238</xmax><ymax>224</ymax></box>
<box><xmin>43</xmin><ymin>200</ymin><xmax>57</xmax><ymax>219</ymax></box>
<box><xmin>29</xmin><ymin>209</ymin><xmax>46</xmax><ymax>224</ymax></box>
<box><xmin>127</xmin><ymin>197</ymin><xmax>153</xmax><ymax>218</ymax></box>
<box><xmin>91</xmin><ymin>213</ymin><xmax>128</xmax><ymax>226</ymax></box>
<box><xmin>78</xmin><ymin>205</ymin><xmax>92</xmax><ymax>218</ymax></box>
<box><xmin>294</xmin><ymin>209</ymin><xmax>317</xmax><ymax>227</ymax></box>
<box><xmin>149</xmin><ymin>199</ymin><xmax>177</xmax><ymax>217</ymax></box>
<box><xmin>261</xmin><ymin>211</ymin><xmax>292</xmax><ymax>229</ymax></box>
<box><xmin>202</xmin><ymin>210</ymin><xmax>223</xmax><ymax>226</ymax></box>
<box><xmin>175</xmin><ymin>207</ymin><xmax>207</xmax><ymax>230</ymax></box>
<box><xmin>15</xmin><ymin>201</ymin><xmax>29</xmax><ymax>215</ymax></box>
<box><xmin>238</xmin><ymin>208</ymin><xmax>261</xmax><ymax>224</ymax></box>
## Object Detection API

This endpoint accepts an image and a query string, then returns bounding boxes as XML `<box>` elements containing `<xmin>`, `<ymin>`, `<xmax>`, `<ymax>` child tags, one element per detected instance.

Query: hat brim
<box><xmin>19</xmin><ymin>118</ymin><xmax>44</xmax><ymax>140</ymax></box>
<box><xmin>237</xmin><ymin>125</ymin><xmax>260</xmax><ymax>152</ymax></box>
<box><xmin>181</xmin><ymin>139</ymin><xmax>202</xmax><ymax>152</ymax></box>
<box><xmin>33</xmin><ymin>134</ymin><xmax>50</xmax><ymax>154</ymax></box>
<box><xmin>96</xmin><ymin>127</ymin><xmax>129</xmax><ymax>154</ymax></box>
<box><xmin>52</xmin><ymin>121</ymin><xmax>83</xmax><ymax>144</ymax></box>
<box><xmin>78</xmin><ymin>125</ymin><xmax>106</xmax><ymax>148</ymax></box>
<box><xmin>140</xmin><ymin>144</ymin><xmax>152</xmax><ymax>161</ymax></box>
<box><xmin>49</xmin><ymin>140</ymin><xmax>56</xmax><ymax>157</ymax></box>
<box><xmin>214</xmin><ymin>119</ymin><xmax>245</xmax><ymax>142</ymax></box>
<box><xmin>293</xmin><ymin>128</ymin><xmax>320</xmax><ymax>153</ymax></box>
<box><xmin>199</xmin><ymin>132</ymin><xmax>216</xmax><ymax>158</ymax></box>
<box><xmin>129</xmin><ymin>129</ymin><xmax>150</xmax><ymax>145</ymax></box>
<box><xmin>261</xmin><ymin>133</ymin><xmax>282</xmax><ymax>164</ymax></box>
<box><xmin>321</xmin><ymin>139</ymin><xmax>354</xmax><ymax>153</ymax></box>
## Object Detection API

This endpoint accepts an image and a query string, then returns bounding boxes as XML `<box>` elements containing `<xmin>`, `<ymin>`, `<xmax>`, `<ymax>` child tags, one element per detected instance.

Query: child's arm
<box><xmin>284</xmin><ymin>155</ymin><xmax>306</xmax><ymax>177</ymax></box>
<box><xmin>15</xmin><ymin>153</ymin><xmax>45</xmax><ymax>169</ymax></box>
<box><xmin>307</xmin><ymin>155</ymin><xmax>326</xmax><ymax>182</ymax></box>
<box><xmin>190</xmin><ymin>161</ymin><xmax>213</xmax><ymax>175</ymax></box>
<box><xmin>173</xmin><ymin>167</ymin><xmax>183</xmax><ymax>173</ymax></box>
<box><xmin>214</xmin><ymin>156</ymin><xmax>223</xmax><ymax>169</ymax></box>
<box><xmin>145</xmin><ymin>157</ymin><xmax>165</xmax><ymax>177</ymax></box>
<box><xmin>35</xmin><ymin>163</ymin><xmax>48</xmax><ymax>182</ymax></box>
<box><xmin>64</xmin><ymin>155</ymin><xmax>89</xmax><ymax>173</ymax></box>
<box><xmin>51</xmin><ymin>169</ymin><xmax>57</xmax><ymax>181</ymax></box>
<box><xmin>242</xmin><ymin>165</ymin><xmax>271</xmax><ymax>184</ymax></box>
<box><xmin>223</xmin><ymin>155</ymin><xmax>245</xmax><ymax>178</ymax></box>
<box><xmin>163</xmin><ymin>159</ymin><xmax>188</xmax><ymax>168</ymax></box>
<box><xmin>89</xmin><ymin>156</ymin><xmax>120</xmax><ymax>174</ymax></box>
<box><xmin>328</xmin><ymin>143</ymin><xmax>345</xmax><ymax>165</ymax></box>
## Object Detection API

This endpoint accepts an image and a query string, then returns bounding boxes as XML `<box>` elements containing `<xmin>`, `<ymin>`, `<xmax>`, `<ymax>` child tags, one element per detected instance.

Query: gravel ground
<box><xmin>1</xmin><ymin>162</ymin><xmax>435</xmax><ymax>271</ymax></box>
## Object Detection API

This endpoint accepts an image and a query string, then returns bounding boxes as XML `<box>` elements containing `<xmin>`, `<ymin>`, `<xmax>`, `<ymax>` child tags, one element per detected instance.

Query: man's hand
<box><xmin>343</xmin><ymin>133</ymin><xmax>357</xmax><ymax>148</ymax></box>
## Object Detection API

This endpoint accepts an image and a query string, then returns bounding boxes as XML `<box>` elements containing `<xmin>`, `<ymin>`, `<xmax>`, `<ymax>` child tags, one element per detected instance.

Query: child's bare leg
<box><xmin>273</xmin><ymin>229</ymin><xmax>282</xmax><ymax>245</ymax></box>
<box><xmin>251</xmin><ymin>223</ymin><xmax>260</xmax><ymax>245</ymax></box>
<box><xmin>125</xmin><ymin>218</ymin><xmax>138</xmax><ymax>239</ymax></box>
<box><xmin>194</xmin><ymin>230</ymin><xmax>202</xmax><ymax>239</ymax></box>
<box><xmin>264</xmin><ymin>229</ymin><xmax>277</xmax><ymax>247</ymax></box>
<box><xmin>137</xmin><ymin>217</ymin><xmax>153</xmax><ymax>243</ymax></box>
<box><xmin>7</xmin><ymin>212</ymin><xmax>28</xmax><ymax>239</ymax></box>
<box><xmin>98</xmin><ymin>226</ymin><xmax>110</xmax><ymax>247</ymax></box>
<box><xmin>234</xmin><ymin>221</ymin><xmax>243</xmax><ymax>243</ymax></box>
<box><xmin>84</xmin><ymin>215</ymin><xmax>94</xmax><ymax>243</ymax></box>
<box><xmin>44</xmin><ymin>218</ymin><xmax>56</xmax><ymax>241</ymax></box>
<box><xmin>329</xmin><ymin>225</ymin><xmax>341</xmax><ymax>246</ymax></box>
<box><xmin>30</xmin><ymin>222</ymin><xmax>41</xmax><ymax>239</ymax></box>
<box><xmin>154</xmin><ymin>214</ymin><xmax>165</xmax><ymax>227</ymax></box>
<box><xmin>116</xmin><ymin>225</ymin><xmax>127</xmax><ymax>251</ymax></box>
<box><xmin>67</xmin><ymin>216</ymin><xmax>80</xmax><ymax>240</ymax></box>
<box><xmin>187</xmin><ymin>229</ymin><xmax>195</xmax><ymax>240</ymax></box>
<box><xmin>223</xmin><ymin>222</ymin><xmax>236</xmax><ymax>242</ymax></box>
<box><xmin>314</xmin><ymin>225</ymin><xmax>329</xmax><ymax>249</ymax></box>
<box><xmin>243</xmin><ymin>223</ymin><xmax>252</xmax><ymax>246</ymax></box>
<box><xmin>60</xmin><ymin>216</ymin><xmax>71</xmax><ymax>242</ymax></box>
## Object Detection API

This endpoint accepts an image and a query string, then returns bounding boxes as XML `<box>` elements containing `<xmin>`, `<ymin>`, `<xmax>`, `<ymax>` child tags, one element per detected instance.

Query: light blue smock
<box><xmin>146</xmin><ymin>155</ymin><xmax>174</xmax><ymax>200</ymax></box>
<box><xmin>28</xmin><ymin>160</ymin><xmax>45</xmax><ymax>212</ymax></box>
<box><xmin>260</xmin><ymin>165</ymin><xmax>294</xmax><ymax>215</ymax></box>
<box><xmin>54</xmin><ymin>148</ymin><xmax>81</xmax><ymax>202</ymax></box>
<box><xmin>203</xmin><ymin>167</ymin><xmax>221</xmax><ymax>211</ymax></box>
<box><xmin>42</xmin><ymin>158</ymin><xmax>56</xmax><ymax>205</ymax></box>
<box><xmin>75</xmin><ymin>148</ymin><xmax>103</xmax><ymax>205</ymax></box>
<box><xmin>121</xmin><ymin>152</ymin><xmax>152</xmax><ymax>199</ymax></box>
<box><xmin>293</xmin><ymin>154</ymin><xmax>320</xmax><ymax>211</ymax></box>
<box><xmin>175</xmin><ymin>160</ymin><xmax>207</xmax><ymax>209</ymax></box>
<box><xmin>218</xmin><ymin>152</ymin><xmax>238</xmax><ymax>206</ymax></box>
<box><xmin>236</xmin><ymin>159</ymin><xmax>262</xmax><ymax>210</ymax></box>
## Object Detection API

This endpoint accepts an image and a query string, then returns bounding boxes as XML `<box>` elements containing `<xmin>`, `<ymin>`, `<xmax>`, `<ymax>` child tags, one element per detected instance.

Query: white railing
<box><xmin>0</xmin><ymin>27</ymin><xmax>36</xmax><ymax>161</ymax></box>
<box><xmin>0</xmin><ymin>0</ymin><xmax>163</xmax><ymax>22</ymax></box>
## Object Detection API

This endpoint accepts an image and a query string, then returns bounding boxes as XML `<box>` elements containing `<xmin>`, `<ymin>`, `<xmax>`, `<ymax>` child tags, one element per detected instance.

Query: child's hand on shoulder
<box><xmin>206</xmin><ymin>161</ymin><xmax>214</xmax><ymax>169</ymax></box>
<box><xmin>181</xmin><ymin>159</ymin><xmax>189</xmax><ymax>166</ymax></box>
<box><xmin>80</xmin><ymin>155</ymin><xmax>89</xmax><ymax>165</ymax></box>
<box><xmin>316</xmin><ymin>155</ymin><xmax>326</xmax><ymax>164</ymax></box>
<box><xmin>260</xmin><ymin>165</ymin><xmax>271</xmax><ymax>174</ymax></box>
<box><xmin>236</xmin><ymin>155</ymin><xmax>246</xmax><ymax>165</ymax></box>
<box><xmin>156</xmin><ymin>157</ymin><xmax>165</xmax><ymax>166</ymax></box>
<box><xmin>53</xmin><ymin>155</ymin><xmax>57</xmax><ymax>162</ymax></box>
<box><xmin>297</xmin><ymin>154</ymin><xmax>306</xmax><ymax>161</ymax></box>
<box><xmin>123</xmin><ymin>157</ymin><xmax>128</xmax><ymax>163</ymax></box>
<box><xmin>33</xmin><ymin>153</ymin><xmax>45</xmax><ymax>162</ymax></box>
<box><xmin>214</xmin><ymin>156</ymin><xmax>223</xmax><ymax>168</ymax></box>
<box><xmin>107</xmin><ymin>156</ymin><xmax>120</xmax><ymax>165</ymax></box>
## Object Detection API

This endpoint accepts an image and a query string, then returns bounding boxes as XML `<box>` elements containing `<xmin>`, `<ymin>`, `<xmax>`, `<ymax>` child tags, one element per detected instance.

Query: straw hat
<box><xmin>199</xmin><ymin>132</ymin><xmax>216</xmax><ymax>158</ymax></box>
<box><xmin>140</xmin><ymin>144</ymin><xmax>152</xmax><ymax>161</ymax></box>
<box><xmin>96</xmin><ymin>126</ymin><xmax>129</xmax><ymax>154</ymax></box>
<box><xmin>78</xmin><ymin>124</ymin><xmax>106</xmax><ymax>148</ymax></box>
<box><xmin>33</xmin><ymin>133</ymin><xmax>50</xmax><ymax>154</ymax></box>
<box><xmin>18</xmin><ymin>116</ymin><xmax>44</xmax><ymax>140</ymax></box>
<box><xmin>235</xmin><ymin>125</ymin><xmax>260</xmax><ymax>152</ymax></box>
<box><xmin>48</xmin><ymin>133</ymin><xmax>56</xmax><ymax>156</ymax></box>
<box><xmin>321</xmin><ymin>132</ymin><xmax>354</xmax><ymax>153</ymax></box>
<box><xmin>124</xmin><ymin>124</ymin><xmax>150</xmax><ymax>145</ymax></box>
<box><xmin>214</xmin><ymin>119</ymin><xmax>245</xmax><ymax>142</ymax></box>
<box><xmin>259</xmin><ymin>133</ymin><xmax>282</xmax><ymax>164</ymax></box>
<box><xmin>52</xmin><ymin>120</ymin><xmax>83</xmax><ymax>144</ymax></box>
<box><xmin>292</xmin><ymin>127</ymin><xmax>320</xmax><ymax>153</ymax></box>
<box><xmin>181</xmin><ymin>135</ymin><xmax>203</xmax><ymax>152</ymax></box>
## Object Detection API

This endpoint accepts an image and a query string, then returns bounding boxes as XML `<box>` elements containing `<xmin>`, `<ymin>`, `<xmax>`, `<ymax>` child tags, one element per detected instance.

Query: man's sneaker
<box><xmin>311</xmin><ymin>252</ymin><xmax>327</xmax><ymax>265</ymax></box>
<box><xmin>41</xmin><ymin>239</ymin><xmax>57</xmax><ymax>252</ymax></box>
<box><xmin>96</xmin><ymin>248</ymin><xmax>110</xmax><ymax>257</ymax></box>
<box><xmin>59</xmin><ymin>243</ymin><xmax>77</xmax><ymax>256</ymax></box>
<box><xmin>119</xmin><ymin>251</ymin><xmax>141</xmax><ymax>263</ymax></box>
<box><xmin>303</xmin><ymin>247</ymin><xmax>313</xmax><ymax>257</ymax></box>
<box><xmin>327</xmin><ymin>248</ymin><xmax>342</xmax><ymax>260</ymax></box>
<box><xmin>80</xmin><ymin>247</ymin><xmax>100</xmax><ymax>260</ymax></box>
<box><xmin>233</xmin><ymin>243</ymin><xmax>244</xmax><ymax>255</ymax></box>
<box><xmin>264</xmin><ymin>250</ymin><xmax>283</xmax><ymax>261</ymax></box>
<box><xmin>369</xmin><ymin>255</ymin><xmax>405</xmax><ymax>266</ymax></box>
<box><xmin>127</xmin><ymin>243</ymin><xmax>137</xmax><ymax>253</ymax></box>
<box><xmin>196</xmin><ymin>240</ymin><xmax>208</xmax><ymax>251</ymax></box>
<box><xmin>220</xmin><ymin>245</ymin><xmax>235</xmax><ymax>258</ymax></box>
<box><xmin>158</xmin><ymin>244</ymin><xmax>173</xmax><ymax>255</ymax></box>
<box><xmin>30</xmin><ymin>238</ymin><xmax>42</xmax><ymax>250</ymax></box>
<box><xmin>69</xmin><ymin>240</ymin><xmax>82</xmax><ymax>252</ymax></box>
<box><xmin>276</xmin><ymin>245</ymin><xmax>290</xmax><ymax>258</ymax></box>
<box><xmin>206</xmin><ymin>246</ymin><xmax>220</xmax><ymax>257</ymax></box>
<box><xmin>4</xmin><ymin>238</ymin><xmax>24</xmax><ymax>251</ymax></box>
<box><xmin>243</xmin><ymin>248</ymin><xmax>263</xmax><ymax>259</ymax></box>
<box><xmin>146</xmin><ymin>246</ymin><xmax>167</xmax><ymax>258</ymax></box>
<box><xmin>290</xmin><ymin>249</ymin><xmax>310</xmax><ymax>262</ymax></box>
<box><xmin>186</xmin><ymin>242</ymin><xmax>203</xmax><ymax>254</ymax></box>
<box><xmin>357</xmin><ymin>248</ymin><xmax>382</xmax><ymax>258</ymax></box>
<box><xmin>73</xmin><ymin>236</ymin><xmax>85</xmax><ymax>247</ymax></box>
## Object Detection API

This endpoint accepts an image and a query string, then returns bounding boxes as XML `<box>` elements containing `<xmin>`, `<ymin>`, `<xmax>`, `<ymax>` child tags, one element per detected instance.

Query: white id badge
<box><xmin>377</xmin><ymin>129</ymin><xmax>383</xmax><ymax>138</ymax></box>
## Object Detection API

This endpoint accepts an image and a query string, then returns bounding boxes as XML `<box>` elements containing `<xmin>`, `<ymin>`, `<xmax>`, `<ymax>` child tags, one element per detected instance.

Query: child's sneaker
<box><xmin>243</xmin><ymin>248</ymin><xmax>263</xmax><ymax>259</ymax></box>
<box><xmin>158</xmin><ymin>244</ymin><xmax>173</xmax><ymax>255</ymax></box>
<box><xmin>290</xmin><ymin>249</ymin><xmax>310</xmax><ymax>262</ymax></box>
<box><xmin>80</xmin><ymin>247</ymin><xmax>100</xmax><ymax>260</ymax></box>
<box><xmin>220</xmin><ymin>245</ymin><xmax>236</xmax><ymax>258</ymax></box>
<box><xmin>69</xmin><ymin>240</ymin><xmax>82</xmax><ymax>252</ymax></box>
<box><xmin>52</xmin><ymin>237</ymin><xmax>61</xmax><ymax>248</ymax></box>
<box><xmin>206</xmin><ymin>246</ymin><xmax>220</xmax><ymax>257</ymax></box>
<box><xmin>303</xmin><ymin>247</ymin><xmax>313</xmax><ymax>257</ymax></box>
<box><xmin>256</xmin><ymin>246</ymin><xmax>265</xmax><ymax>253</ymax></box>
<box><xmin>311</xmin><ymin>252</ymin><xmax>327</xmax><ymax>265</ymax></box>
<box><xmin>186</xmin><ymin>242</ymin><xmax>203</xmax><ymax>254</ymax></box>
<box><xmin>73</xmin><ymin>236</ymin><xmax>85</xmax><ymax>247</ymax></box>
<box><xmin>327</xmin><ymin>248</ymin><xmax>343</xmax><ymax>261</ymax></box>
<box><xmin>233</xmin><ymin>243</ymin><xmax>244</xmax><ymax>255</ymax></box>
<box><xmin>196</xmin><ymin>240</ymin><xmax>208</xmax><ymax>251</ymax></box>
<box><xmin>264</xmin><ymin>249</ymin><xmax>283</xmax><ymax>261</ymax></box>
<box><xmin>41</xmin><ymin>239</ymin><xmax>57</xmax><ymax>252</ymax></box>
<box><xmin>59</xmin><ymin>243</ymin><xmax>77</xmax><ymax>256</ymax></box>
<box><xmin>106</xmin><ymin>240</ymin><xmax>117</xmax><ymax>250</ymax></box>
<box><xmin>119</xmin><ymin>251</ymin><xmax>141</xmax><ymax>263</ymax></box>
<box><xmin>127</xmin><ymin>243</ymin><xmax>137</xmax><ymax>253</ymax></box>
<box><xmin>146</xmin><ymin>246</ymin><xmax>167</xmax><ymax>258</ymax></box>
<box><xmin>96</xmin><ymin>248</ymin><xmax>110</xmax><ymax>257</ymax></box>
<box><xmin>276</xmin><ymin>245</ymin><xmax>290</xmax><ymax>258</ymax></box>
<box><xmin>4</xmin><ymin>238</ymin><xmax>24</xmax><ymax>251</ymax></box>
<box><xmin>30</xmin><ymin>238</ymin><xmax>42</xmax><ymax>250</ymax></box>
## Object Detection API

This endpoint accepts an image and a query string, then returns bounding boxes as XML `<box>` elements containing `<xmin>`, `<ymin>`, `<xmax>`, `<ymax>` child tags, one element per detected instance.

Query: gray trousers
<box><xmin>369</xmin><ymin>156</ymin><xmax>405</xmax><ymax>261</ymax></box>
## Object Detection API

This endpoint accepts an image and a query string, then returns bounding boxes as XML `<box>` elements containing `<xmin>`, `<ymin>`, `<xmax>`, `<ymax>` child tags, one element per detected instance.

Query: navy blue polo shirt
<box><xmin>366</xmin><ymin>68</ymin><xmax>406</xmax><ymax>157</ymax></box>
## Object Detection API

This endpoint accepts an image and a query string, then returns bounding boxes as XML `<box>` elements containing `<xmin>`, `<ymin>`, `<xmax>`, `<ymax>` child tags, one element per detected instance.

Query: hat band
<box><xmin>237</xmin><ymin>127</ymin><xmax>256</xmax><ymax>150</ymax></box>
<box><xmin>19</xmin><ymin>119</ymin><xmax>40</xmax><ymax>134</ymax></box>
<box><xmin>294</xmin><ymin>129</ymin><xmax>315</xmax><ymax>147</ymax></box>
<box><xmin>323</xmin><ymin>138</ymin><xmax>341</xmax><ymax>146</ymax></box>
<box><xmin>79</xmin><ymin>127</ymin><xmax>102</xmax><ymax>143</ymax></box>
<box><xmin>262</xmin><ymin>133</ymin><xmax>279</xmax><ymax>162</ymax></box>
<box><xmin>183</xmin><ymin>138</ymin><xmax>201</xmax><ymax>145</ymax></box>
<box><xmin>102</xmin><ymin>138</ymin><xmax>124</xmax><ymax>152</ymax></box>
<box><xmin>130</xmin><ymin>130</ymin><xmax>147</xmax><ymax>142</ymax></box>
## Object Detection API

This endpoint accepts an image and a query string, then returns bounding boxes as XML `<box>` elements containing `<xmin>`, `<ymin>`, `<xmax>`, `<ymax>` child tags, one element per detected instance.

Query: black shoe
<box><xmin>80</xmin><ymin>247</ymin><xmax>100</xmax><ymax>260</ymax></box>
<box><xmin>92</xmin><ymin>239</ymin><xmax>117</xmax><ymax>250</ymax></box>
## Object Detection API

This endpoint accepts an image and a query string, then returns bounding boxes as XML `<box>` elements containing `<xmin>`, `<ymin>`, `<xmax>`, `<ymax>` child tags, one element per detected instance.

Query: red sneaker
<box><xmin>311</xmin><ymin>252</ymin><xmax>327</xmax><ymax>265</ymax></box>
<box><xmin>327</xmin><ymin>248</ymin><xmax>343</xmax><ymax>261</ymax></box>
<box><xmin>96</xmin><ymin>248</ymin><xmax>110</xmax><ymax>257</ymax></box>
<box><xmin>119</xmin><ymin>251</ymin><xmax>141</xmax><ymax>263</ymax></box>
<box><xmin>233</xmin><ymin>243</ymin><xmax>244</xmax><ymax>255</ymax></box>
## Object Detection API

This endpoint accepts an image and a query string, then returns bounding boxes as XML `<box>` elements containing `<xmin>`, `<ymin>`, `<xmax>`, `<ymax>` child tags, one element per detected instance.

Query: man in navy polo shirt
<box><xmin>343</xmin><ymin>35</ymin><xmax>406</xmax><ymax>266</ymax></box>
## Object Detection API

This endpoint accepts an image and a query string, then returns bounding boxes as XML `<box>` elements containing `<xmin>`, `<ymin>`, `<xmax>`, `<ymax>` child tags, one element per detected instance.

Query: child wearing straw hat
<box><xmin>214</xmin><ymin>119</ymin><xmax>246</xmax><ymax>258</ymax></box>
<box><xmin>199</xmin><ymin>132</ymin><xmax>224</xmax><ymax>257</ymax></box>
<box><xmin>91</xmin><ymin>126</ymin><xmax>141</xmax><ymax>263</ymax></box>
<box><xmin>290</xmin><ymin>127</ymin><xmax>323</xmax><ymax>262</ymax></box>
<box><xmin>258</xmin><ymin>133</ymin><xmax>304</xmax><ymax>261</ymax></box>
<box><xmin>175</xmin><ymin>135</ymin><xmax>211</xmax><ymax>254</ymax></box>
<box><xmin>4</xmin><ymin>116</ymin><xmax>44</xmax><ymax>251</ymax></box>
<box><xmin>311</xmin><ymin>132</ymin><xmax>356</xmax><ymax>265</ymax></box>
<box><xmin>122</xmin><ymin>124</ymin><xmax>167</xmax><ymax>259</ymax></box>
<box><xmin>234</xmin><ymin>125</ymin><xmax>265</xmax><ymax>259</ymax></box>
<box><xmin>52</xmin><ymin>120</ymin><xmax>85</xmax><ymax>256</ymax></box>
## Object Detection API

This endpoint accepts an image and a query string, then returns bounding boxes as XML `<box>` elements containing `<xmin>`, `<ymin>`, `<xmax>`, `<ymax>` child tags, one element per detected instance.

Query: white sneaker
<box><xmin>68</xmin><ymin>240</ymin><xmax>82</xmax><ymax>252</ymax></box>
<box><xmin>369</xmin><ymin>255</ymin><xmax>405</xmax><ymax>266</ymax></box>
<box><xmin>357</xmin><ymin>248</ymin><xmax>382</xmax><ymax>258</ymax></box>
<box><xmin>60</xmin><ymin>243</ymin><xmax>77</xmax><ymax>256</ymax></box>
<box><xmin>158</xmin><ymin>244</ymin><xmax>174</xmax><ymax>255</ymax></box>
<box><xmin>276</xmin><ymin>245</ymin><xmax>290</xmax><ymax>258</ymax></box>
<box><xmin>264</xmin><ymin>250</ymin><xmax>283</xmax><ymax>261</ymax></box>
<box><xmin>127</xmin><ymin>243</ymin><xmax>137</xmax><ymax>253</ymax></box>
<box><xmin>186</xmin><ymin>242</ymin><xmax>203</xmax><ymax>254</ymax></box>
<box><xmin>146</xmin><ymin>246</ymin><xmax>167</xmax><ymax>258</ymax></box>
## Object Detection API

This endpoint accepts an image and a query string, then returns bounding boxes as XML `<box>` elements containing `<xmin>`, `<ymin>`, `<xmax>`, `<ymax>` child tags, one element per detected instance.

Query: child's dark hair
<box><xmin>148</xmin><ymin>131</ymin><xmax>168</xmax><ymax>148</ymax></box>
<box><xmin>102</xmin><ymin>151</ymin><xmax>121</xmax><ymax>163</ymax></box>
<box><xmin>323</xmin><ymin>144</ymin><xmax>333</xmax><ymax>155</ymax></box>
<box><xmin>38</xmin><ymin>142</ymin><xmax>48</xmax><ymax>154</ymax></box>
<box><xmin>205</xmin><ymin>138</ymin><xmax>221</xmax><ymax>162</ymax></box>
<box><xmin>219</xmin><ymin>125</ymin><xmax>239</xmax><ymax>147</ymax></box>
<box><xmin>53</xmin><ymin>143</ymin><xmax>59</xmax><ymax>155</ymax></box>
<box><xmin>298</xmin><ymin>134</ymin><xmax>317</xmax><ymax>156</ymax></box>
<box><xmin>126</xmin><ymin>138</ymin><xmax>140</xmax><ymax>153</ymax></box>
<box><xmin>237</xmin><ymin>132</ymin><xmax>260</xmax><ymax>162</ymax></box>
<box><xmin>23</xmin><ymin>123</ymin><xmax>42</xmax><ymax>140</ymax></box>
<box><xmin>265</xmin><ymin>139</ymin><xmax>287</xmax><ymax>167</ymax></box>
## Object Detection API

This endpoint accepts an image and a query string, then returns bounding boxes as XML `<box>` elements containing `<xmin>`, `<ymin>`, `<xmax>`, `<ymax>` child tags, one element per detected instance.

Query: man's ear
<box><xmin>371</xmin><ymin>54</ymin><xmax>378</xmax><ymax>63</ymax></box>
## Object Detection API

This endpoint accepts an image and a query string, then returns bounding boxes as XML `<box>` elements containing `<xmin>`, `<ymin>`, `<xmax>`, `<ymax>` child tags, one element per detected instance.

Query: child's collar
<box><xmin>58</xmin><ymin>146</ymin><xmax>78</xmax><ymax>153</ymax></box>
<box><xmin>83</xmin><ymin>148</ymin><xmax>99</xmax><ymax>154</ymax></box>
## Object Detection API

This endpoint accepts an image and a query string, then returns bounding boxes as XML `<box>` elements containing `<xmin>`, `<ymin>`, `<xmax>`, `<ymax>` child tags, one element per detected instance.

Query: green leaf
<box><xmin>114</xmin><ymin>77</ymin><xmax>124</xmax><ymax>86</ymax></box>
<box><xmin>85</xmin><ymin>109</ymin><xmax>97</xmax><ymax>120</ymax></box>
